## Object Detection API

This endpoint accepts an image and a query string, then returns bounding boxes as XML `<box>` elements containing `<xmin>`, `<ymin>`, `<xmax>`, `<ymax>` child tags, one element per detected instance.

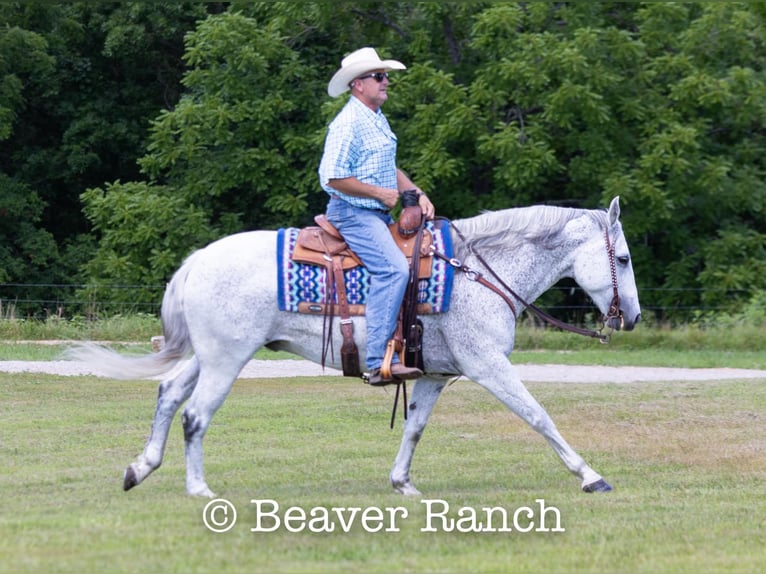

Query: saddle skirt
<box><xmin>276</xmin><ymin>219</ymin><xmax>454</xmax><ymax>316</ymax></box>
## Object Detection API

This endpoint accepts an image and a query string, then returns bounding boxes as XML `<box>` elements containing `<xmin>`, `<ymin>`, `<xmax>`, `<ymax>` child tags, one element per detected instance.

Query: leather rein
<box><xmin>431</xmin><ymin>217</ymin><xmax>623</xmax><ymax>343</ymax></box>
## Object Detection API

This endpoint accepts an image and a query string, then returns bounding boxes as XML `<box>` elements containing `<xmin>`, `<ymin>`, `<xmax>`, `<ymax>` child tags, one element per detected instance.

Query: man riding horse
<box><xmin>318</xmin><ymin>47</ymin><xmax>436</xmax><ymax>386</ymax></box>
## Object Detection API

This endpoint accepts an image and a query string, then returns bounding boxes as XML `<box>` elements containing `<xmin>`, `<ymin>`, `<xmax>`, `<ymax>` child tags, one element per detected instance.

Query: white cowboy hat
<box><xmin>327</xmin><ymin>47</ymin><xmax>406</xmax><ymax>97</ymax></box>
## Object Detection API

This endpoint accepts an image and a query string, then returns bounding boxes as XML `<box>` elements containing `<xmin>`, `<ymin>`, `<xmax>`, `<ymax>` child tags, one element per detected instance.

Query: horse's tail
<box><xmin>67</xmin><ymin>251</ymin><xmax>200</xmax><ymax>380</ymax></box>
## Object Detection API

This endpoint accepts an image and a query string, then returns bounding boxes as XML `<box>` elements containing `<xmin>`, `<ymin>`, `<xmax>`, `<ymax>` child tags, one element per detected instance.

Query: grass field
<box><xmin>2</xmin><ymin>339</ymin><xmax>766</xmax><ymax>370</ymax></box>
<box><xmin>1</xmin><ymin>366</ymin><xmax>764</xmax><ymax>573</ymax></box>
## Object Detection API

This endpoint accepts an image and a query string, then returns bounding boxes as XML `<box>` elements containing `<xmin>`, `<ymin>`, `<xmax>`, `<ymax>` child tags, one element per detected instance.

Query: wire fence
<box><xmin>0</xmin><ymin>283</ymin><xmax>164</xmax><ymax>319</ymax></box>
<box><xmin>0</xmin><ymin>282</ymin><xmax>755</xmax><ymax>324</ymax></box>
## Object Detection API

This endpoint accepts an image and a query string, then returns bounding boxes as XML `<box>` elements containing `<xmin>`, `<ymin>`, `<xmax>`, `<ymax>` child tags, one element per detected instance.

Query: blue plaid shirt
<box><xmin>318</xmin><ymin>96</ymin><xmax>398</xmax><ymax>210</ymax></box>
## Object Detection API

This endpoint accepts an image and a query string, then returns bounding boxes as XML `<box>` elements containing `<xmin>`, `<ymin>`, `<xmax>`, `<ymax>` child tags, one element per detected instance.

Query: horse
<box><xmin>72</xmin><ymin>196</ymin><xmax>640</xmax><ymax>497</ymax></box>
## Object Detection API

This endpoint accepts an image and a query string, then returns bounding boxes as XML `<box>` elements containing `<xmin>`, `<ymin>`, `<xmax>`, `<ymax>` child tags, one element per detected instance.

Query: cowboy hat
<box><xmin>327</xmin><ymin>47</ymin><xmax>406</xmax><ymax>97</ymax></box>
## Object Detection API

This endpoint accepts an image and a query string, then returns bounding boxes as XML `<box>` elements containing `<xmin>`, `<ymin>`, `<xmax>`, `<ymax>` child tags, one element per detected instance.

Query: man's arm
<box><xmin>327</xmin><ymin>177</ymin><xmax>400</xmax><ymax>209</ymax></box>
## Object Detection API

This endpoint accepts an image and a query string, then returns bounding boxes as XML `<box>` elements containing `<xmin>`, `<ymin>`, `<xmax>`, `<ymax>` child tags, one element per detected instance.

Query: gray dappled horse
<box><xmin>74</xmin><ymin>197</ymin><xmax>640</xmax><ymax>497</ymax></box>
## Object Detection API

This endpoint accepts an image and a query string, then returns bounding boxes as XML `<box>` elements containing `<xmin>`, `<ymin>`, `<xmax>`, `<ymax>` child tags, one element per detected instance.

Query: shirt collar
<box><xmin>349</xmin><ymin>95</ymin><xmax>383</xmax><ymax>118</ymax></box>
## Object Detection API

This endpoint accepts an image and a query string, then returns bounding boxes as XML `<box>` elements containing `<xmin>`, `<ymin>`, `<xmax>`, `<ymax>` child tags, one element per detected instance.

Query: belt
<box><xmin>328</xmin><ymin>195</ymin><xmax>389</xmax><ymax>214</ymax></box>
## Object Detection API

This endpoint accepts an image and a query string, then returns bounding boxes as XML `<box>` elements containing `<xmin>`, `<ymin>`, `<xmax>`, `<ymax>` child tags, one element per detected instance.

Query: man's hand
<box><xmin>378</xmin><ymin>187</ymin><xmax>401</xmax><ymax>209</ymax></box>
<box><xmin>418</xmin><ymin>192</ymin><xmax>435</xmax><ymax>220</ymax></box>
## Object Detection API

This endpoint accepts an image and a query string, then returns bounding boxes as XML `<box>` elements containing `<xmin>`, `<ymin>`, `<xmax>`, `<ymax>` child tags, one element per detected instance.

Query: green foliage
<box><xmin>80</xmin><ymin>181</ymin><xmax>216</xmax><ymax>305</ymax></box>
<box><xmin>139</xmin><ymin>11</ymin><xmax>321</xmax><ymax>231</ymax></box>
<box><xmin>697</xmin><ymin>227</ymin><xmax>766</xmax><ymax>306</ymax></box>
<box><xmin>0</xmin><ymin>24</ymin><xmax>54</xmax><ymax>139</ymax></box>
<box><xmin>388</xmin><ymin>63</ymin><xmax>478</xmax><ymax>213</ymax></box>
<box><xmin>0</xmin><ymin>312</ymin><xmax>160</xmax><ymax>344</ymax></box>
<box><xmin>0</xmin><ymin>174</ymin><xmax>58</xmax><ymax>283</ymax></box>
<box><xmin>3</xmin><ymin>2</ymin><xmax>766</xmax><ymax>320</ymax></box>
<box><xmin>0</xmin><ymin>2</ymin><xmax>211</xmax><ymax>311</ymax></box>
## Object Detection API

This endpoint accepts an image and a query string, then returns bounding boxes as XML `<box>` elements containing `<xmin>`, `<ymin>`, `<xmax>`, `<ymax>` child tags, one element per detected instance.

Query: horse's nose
<box><xmin>623</xmin><ymin>312</ymin><xmax>640</xmax><ymax>331</ymax></box>
<box><xmin>610</xmin><ymin>311</ymin><xmax>640</xmax><ymax>331</ymax></box>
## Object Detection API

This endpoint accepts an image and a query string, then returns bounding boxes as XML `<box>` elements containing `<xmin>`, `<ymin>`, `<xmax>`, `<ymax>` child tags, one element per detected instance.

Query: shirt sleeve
<box><xmin>318</xmin><ymin>121</ymin><xmax>358</xmax><ymax>189</ymax></box>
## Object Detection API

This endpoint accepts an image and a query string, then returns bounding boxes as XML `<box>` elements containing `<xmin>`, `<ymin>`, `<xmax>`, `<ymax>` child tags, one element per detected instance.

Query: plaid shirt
<box><xmin>318</xmin><ymin>96</ymin><xmax>398</xmax><ymax>210</ymax></box>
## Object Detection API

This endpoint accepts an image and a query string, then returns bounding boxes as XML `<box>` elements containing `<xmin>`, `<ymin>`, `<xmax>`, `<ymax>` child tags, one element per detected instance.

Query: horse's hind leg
<box><xmin>181</xmin><ymin>362</ymin><xmax>244</xmax><ymax>497</ymax></box>
<box><xmin>124</xmin><ymin>358</ymin><xmax>200</xmax><ymax>491</ymax></box>
<box><xmin>390</xmin><ymin>378</ymin><xmax>447</xmax><ymax>495</ymax></box>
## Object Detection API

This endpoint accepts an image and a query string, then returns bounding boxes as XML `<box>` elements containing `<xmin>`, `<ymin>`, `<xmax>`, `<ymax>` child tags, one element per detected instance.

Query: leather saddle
<box><xmin>292</xmin><ymin>214</ymin><xmax>433</xmax><ymax>278</ymax></box>
<box><xmin>289</xmin><ymin>200</ymin><xmax>432</xmax><ymax>378</ymax></box>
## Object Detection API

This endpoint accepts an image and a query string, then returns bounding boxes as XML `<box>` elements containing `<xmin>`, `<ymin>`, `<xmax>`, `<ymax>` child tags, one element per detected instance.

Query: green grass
<box><xmin>2</xmin><ymin>340</ymin><xmax>766</xmax><ymax>369</ymax></box>
<box><xmin>2</xmin><ymin>314</ymin><xmax>766</xmax><ymax>352</ymax></box>
<box><xmin>510</xmin><ymin>348</ymin><xmax>766</xmax><ymax>369</ymax></box>
<box><xmin>3</xmin><ymin>317</ymin><xmax>766</xmax><ymax>368</ymax></box>
<box><xmin>0</xmin><ymin>313</ymin><xmax>161</xmax><ymax>341</ymax></box>
<box><xmin>1</xmin><ymin>371</ymin><xmax>764</xmax><ymax>573</ymax></box>
<box><xmin>0</xmin><ymin>342</ymin><xmax>298</xmax><ymax>362</ymax></box>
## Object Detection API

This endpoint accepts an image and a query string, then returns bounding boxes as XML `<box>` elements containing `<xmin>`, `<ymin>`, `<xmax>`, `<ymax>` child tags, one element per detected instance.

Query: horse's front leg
<box><xmin>124</xmin><ymin>358</ymin><xmax>200</xmax><ymax>491</ymax></box>
<box><xmin>389</xmin><ymin>377</ymin><xmax>447</xmax><ymax>495</ymax></box>
<box><xmin>469</xmin><ymin>359</ymin><xmax>611</xmax><ymax>493</ymax></box>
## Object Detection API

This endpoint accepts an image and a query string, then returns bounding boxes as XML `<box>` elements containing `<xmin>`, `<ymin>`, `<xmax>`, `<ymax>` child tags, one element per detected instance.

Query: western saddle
<box><xmin>290</xmin><ymin>192</ymin><xmax>432</xmax><ymax>380</ymax></box>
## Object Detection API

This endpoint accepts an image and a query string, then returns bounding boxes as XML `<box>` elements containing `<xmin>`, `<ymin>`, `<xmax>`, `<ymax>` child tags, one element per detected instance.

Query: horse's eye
<box><xmin>617</xmin><ymin>255</ymin><xmax>630</xmax><ymax>265</ymax></box>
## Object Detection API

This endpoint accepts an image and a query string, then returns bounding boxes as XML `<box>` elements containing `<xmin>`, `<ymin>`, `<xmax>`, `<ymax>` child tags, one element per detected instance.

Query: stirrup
<box><xmin>380</xmin><ymin>339</ymin><xmax>399</xmax><ymax>380</ymax></box>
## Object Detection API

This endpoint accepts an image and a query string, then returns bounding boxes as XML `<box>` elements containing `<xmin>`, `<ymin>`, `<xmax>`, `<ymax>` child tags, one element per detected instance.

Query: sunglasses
<box><xmin>356</xmin><ymin>72</ymin><xmax>389</xmax><ymax>83</ymax></box>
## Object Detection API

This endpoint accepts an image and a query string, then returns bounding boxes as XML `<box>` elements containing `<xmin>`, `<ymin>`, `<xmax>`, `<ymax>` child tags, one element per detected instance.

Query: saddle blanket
<box><xmin>276</xmin><ymin>219</ymin><xmax>454</xmax><ymax>315</ymax></box>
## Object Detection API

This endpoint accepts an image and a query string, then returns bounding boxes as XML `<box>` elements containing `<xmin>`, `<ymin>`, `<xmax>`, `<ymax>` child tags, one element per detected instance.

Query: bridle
<box><xmin>432</xmin><ymin>218</ymin><xmax>623</xmax><ymax>343</ymax></box>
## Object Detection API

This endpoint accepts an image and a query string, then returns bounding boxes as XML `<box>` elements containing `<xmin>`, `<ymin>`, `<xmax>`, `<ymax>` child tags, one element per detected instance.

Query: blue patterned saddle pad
<box><xmin>277</xmin><ymin>219</ymin><xmax>454</xmax><ymax>315</ymax></box>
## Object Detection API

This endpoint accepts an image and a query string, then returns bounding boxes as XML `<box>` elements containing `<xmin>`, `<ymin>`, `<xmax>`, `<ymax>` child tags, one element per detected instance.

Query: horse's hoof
<box><xmin>123</xmin><ymin>466</ymin><xmax>138</xmax><ymax>491</ymax></box>
<box><xmin>582</xmin><ymin>478</ymin><xmax>612</xmax><ymax>493</ymax></box>
<box><xmin>392</xmin><ymin>481</ymin><xmax>421</xmax><ymax>496</ymax></box>
<box><xmin>187</xmin><ymin>484</ymin><xmax>217</xmax><ymax>498</ymax></box>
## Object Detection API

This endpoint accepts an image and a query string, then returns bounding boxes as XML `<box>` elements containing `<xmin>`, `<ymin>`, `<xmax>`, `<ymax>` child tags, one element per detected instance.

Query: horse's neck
<box><xmin>452</xmin><ymin>206</ymin><xmax>598</xmax><ymax>304</ymax></box>
<box><xmin>459</xmin><ymin>239</ymin><xmax>573</xmax><ymax>306</ymax></box>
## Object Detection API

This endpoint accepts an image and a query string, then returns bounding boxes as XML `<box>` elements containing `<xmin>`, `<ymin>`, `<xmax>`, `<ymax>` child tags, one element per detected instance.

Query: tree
<box><xmin>0</xmin><ymin>174</ymin><xmax>58</xmax><ymax>283</ymax></box>
<box><xmin>8</xmin><ymin>2</ymin><xmax>764</xmax><ymax>320</ymax></box>
<box><xmin>139</xmin><ymin>10</ymin><xmax>323</xmax><ymax>230</ymax></box>
<box><xmin>0</xmin><ymin>2</ymin><xmax>209</xmax><ymax>314</ymax></box>
<box><xmin>0</xmin><ymin>17</ymin><xmax>62</xmax><ymax>310</ymax></box>
<box><xmin>80</xmin><ymin>181</ymin><xmax>216</xmax><ymax>307</ymax></box>
<box><xmin>81</xmin><ymin>11</ymin><xmax>325</xmax><ymax>297</ymax></box>
<box><xmin>607</xmin><ymin>2</ymin><xmax>766</xmax><ymax>312</ymax></box>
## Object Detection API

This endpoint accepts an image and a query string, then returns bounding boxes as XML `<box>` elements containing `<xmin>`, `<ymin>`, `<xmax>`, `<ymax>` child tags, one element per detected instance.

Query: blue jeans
<box><xmin>326</xmin><ymin>198</ymin><xmax>409</xmax><ymax>370</ymax></box>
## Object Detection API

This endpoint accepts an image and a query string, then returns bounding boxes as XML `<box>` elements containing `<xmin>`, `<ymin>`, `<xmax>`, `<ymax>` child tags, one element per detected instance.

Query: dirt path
<box><xmin>2</xmin><ymin>358</ymin><xmax>765</xmax><ymax>383</ymax></box>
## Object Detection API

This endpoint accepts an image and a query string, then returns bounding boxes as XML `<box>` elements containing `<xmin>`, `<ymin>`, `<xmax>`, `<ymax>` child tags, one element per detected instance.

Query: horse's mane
<box><xmin>453</xmin><ymin>204</ymin><xmax>608</xmax><ymax>251</ymax></box>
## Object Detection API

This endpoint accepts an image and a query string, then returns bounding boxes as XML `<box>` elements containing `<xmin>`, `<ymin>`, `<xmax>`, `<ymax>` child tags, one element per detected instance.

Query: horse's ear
<box><xmin>608</xmin><ymin>196</ymin><xmax>621</xmax><ymax>226</ymax></box>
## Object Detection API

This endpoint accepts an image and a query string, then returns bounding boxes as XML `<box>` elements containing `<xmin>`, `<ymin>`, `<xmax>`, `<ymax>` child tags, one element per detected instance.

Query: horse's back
<box><xmin>179</xmin><ymin>230</ymin><xmax>281</xmax><ymax>336</ymax></box>
<box><xmin>199</xmin><ymin>228</ymin><xmax>277</xmax><ymax>257</ymax></box>
<box><xmin>191</xmin><ymin>230</ymin><xmax>278</xmax><ymax>276</ymax></box>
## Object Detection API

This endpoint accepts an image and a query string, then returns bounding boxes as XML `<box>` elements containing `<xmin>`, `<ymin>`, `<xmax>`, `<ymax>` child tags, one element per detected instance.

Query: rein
<box><xmin>432</xmin><ymin>217</ymin><xmax>622</xmax><ymax>343</ymax></box>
